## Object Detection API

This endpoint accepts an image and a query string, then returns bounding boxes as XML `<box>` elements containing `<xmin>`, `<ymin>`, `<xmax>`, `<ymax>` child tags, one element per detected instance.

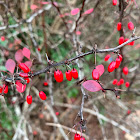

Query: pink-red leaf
<box><xmin>30</xmin><ymin>4</ymin><xmax>38</xmax><ymax>10</ymax></box>
<box><xmin>5</xmin><ymin>59</ymin><xmax>16</xmax><ymax>74</ymax></box>
<box><xmin>83</xmin><ymin>8</ymin><xmax>94</xmax><ymax>15</ymax></box>
<box><xmin>82</xmin><ymin>80</ymin><xmax>102</xmax><ymax>92</ymax></box>
<box><xmin>15</xmin><ymin>49</ymin><xmax>24</xmax><ymax>62</ymax></box>
<box><xmin>71</xmin><ymin>8</ymin><xmax>80</xmax><ymax>15</ymax></box>
<box><xmin>16</xmin><ymin>81</ymin><xmax>26</xmax><ymax>93</ymax></box>
<box><xmin>39</xmin><ymin>1</ymin><xmax>50</xmax><ymax>4</ymax></box>
<box><xmin>96</xmin><ymin>64</ymin><xmax>104</xmax><ymax>76</ymax></box>
<box><xmin>24</xmin><ymin>61</ymin><xmax>32</xmax><ymax>68</ymax></box>
<box><xmin>22</xmin><ymin>47</ymin><xmax>30</xmax><ymax>60</ymax></box>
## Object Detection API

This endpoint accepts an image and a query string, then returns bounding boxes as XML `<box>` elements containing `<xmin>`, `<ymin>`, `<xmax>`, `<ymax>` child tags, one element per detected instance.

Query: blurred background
<box><xmin>0</xmin><ymin>0</ymin><xmax>140</xmax><ymax>140</ymax></box>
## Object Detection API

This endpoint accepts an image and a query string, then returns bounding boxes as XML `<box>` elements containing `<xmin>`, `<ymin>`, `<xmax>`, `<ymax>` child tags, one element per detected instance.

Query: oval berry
<box><xmin>127</xmin><ymin>110</ymin><xmax>131</xmax><ymax>115</ymax></box>
<box><xmin>71</xmin><ymin>68</ymin><xmax>78</xmax><ymax>79</ymax></box>
<box><xmin>1</xmin><ymin>36</ymin><xmax>5</xmax><ymax>41</ymax></box>
<box><xmin>19</xmin><ymin>63</ymin><xmax>30</xmax><ymax>73</ymax></box>
<box><xmin>54</xmin><ymin>70</ymin><xmax>63</xmax><ymax>83</ymax></box>
<box><xmin>129</xmin><ymin>41</ymin><xmax>134</xmax><ymax>46</ymax></box>
<box><xmin>128</xmin><ymin>21</ymin><xmax>134</xmax><ymax>30</ymax></box>
<box><xmin>0</xmin><ymin>86</ymin><xmax>3</xmax><ymax>93</ymax></box>
<box><xmin>117</xmin><ymin>81</ymin><xmax>121</xmax><ymax>86</ymax></box>
<box><xmin>125</xmin><ymin>82</ymin><xmax>130</xmax><ymax>88</ymax></box>
<box><xmin>112</xmin><ymin>0</ymin><xmax>117</xmax><ymax>6</ymax></box>
<box><xmin>117</xmin><ymin>22</ymin><xmax>122</xmax><ymax>31</ymax></box>
<box><xmin>92</xmin><ymin>69</ymin><xmax>100</xmax><ymax>80</ymax></box>
<box><xmin>123</xmin><ymin>67</ymin><xmax>128</xmax><ymax>75</ymax></box>
<box><xmin>104</xmin><ymin>54</ymin><xmax>110</xmax><ymax>61</ymax></box>
<box><xmin>3</xmin><ymin>84</ymin><xmax>8</xmax><ymax>94</ymax></box>
<box><xmin>25</xmin><ymin>78</ymin><xmax>30</xmax><ymax>83</ymax></box>
<box><xmin>120</xmin><ymin>78</ymin><xmax>124</xmax><ymax>84</ymax></box>
<box><xmin>65</xmin><ymin>70</ymin><xmax>72</xmax><ymax>81</ymax></box>
<box><xmin>119</xmin><ymin>36</ymin><xmax>124</xmax><ymax>45</ymax></box>
<box><xmin>80</xmin><ymin>137</ymin><xmax>85</xmax><ymax>140</ymax></box>
<box><xmin>26</xmin><ymin>95</ymin><xmax>32</xmax><ymax>104</ymax></box>
<box><xmin>124</xmin><ymin>38</ymin><xmax>129</xmax><ymax>45</ymax></box>
<box><xmin>43</xmin><ymin>82</ymin><xmax>48</xmax><ymax>86</ymax></box>
<box><xmin>74</xmin><ymin>133</ymin><xmax>80</xmax><ymax>140</ymax></box>
<box><xmin>39</xmin><ymin>91</ymin><xmax>47</xmax><ymax>100</ymax></box>
<box><xmin>19</xmin><ymin>72</ymin><xmax>29</xmax><ymax>78</ymax></box>
<box><xmin>112</xmin><ymin>79</ymin><xmax>118</xmax><ymax>85</ymax></box>
<box><xmin>115</xmin><ymin>58</ymin><xmax>121</xmax><ymax>68</ymax></box>
<box><xmin>108</xmin><ymin>61</ymin><xmax>116</xmax><ymax>72</ymax></box>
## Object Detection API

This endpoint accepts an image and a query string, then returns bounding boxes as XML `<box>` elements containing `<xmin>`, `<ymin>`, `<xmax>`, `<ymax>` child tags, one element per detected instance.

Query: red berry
<box><xmin>129</xmin><ymin>41</ymin><xmax>134</xmax><ymax>46</ymax></box>
<box><xmin>108</xmin><ymin>61</ymin><xmax>116</xmax><ymax>72</ymax></box>
<box><xmin>117</xmin><ymin>22</ymin><xmax>122</xmax><ymax>31</ymax></box>
<box><xmin>115</xmin><ymin>58</ymin><xmax>121</xmax><ymax>68</ymax></box>
<box><xmin>71</xmin><ymin>68</ymin><xmax>78</xmax><ymax>79</ymax></box>
<box><xmin>124</xmin><ymin>38</ymin><xmax>129</xmax><ymax>45</ymax></box>
<box><xmin>3</xmin><ymin>84</ymin><xmax>8</xmax><ymax>94</ymax></box>
<box><xmin>127</xmin><ymin>110</ymin><xmax>131</xmax><ymax>115</ymax></box>
<box><xmin>74</xmin><ymin>133</ymin><xmax>80</xmax><ymax>140</ymax></box>
<box><xmin>55</xmin><ymin>112</ymin><xmax>59</xmax><ymax>116</ymax></box>
<box><xmin>104</xmin><ymin>54</ymin><xmax>110</xmax><ymax>61</ymax></box>
<box><xmin>125</xmin><ymin>82</ymin><xmax>130</xmax><ymax>88</ymax></box>
<box><xmin>54</xmin><ymin>70</ymin><xmax>63</xmax><ymax>83</ymax></box>
<box><xmin>37</xmin><ymin>48</ymin><xmax>41</xmax><ymax>51</ymax></box>
<box><xmin>123</xmin><ymin>67</ymin><xmax>128</xmax><ymax>75</ymax></box>
<box><xmin>119</xmin><ymin>36</ymin><xmax>124</xmax><ymax>45</ymax></box>
<box><xmin>65</xmin><ymin>70</ymin><xmax>72</xmax><ymax>81</ymax></box>
<box><xmin>43</xmin><ymin>82</ymin><xmax>48</xmax><ymax>86</ymax></box>
<box><xmin>112</xmin><ymin>79</ymin><xmax>118</xmax><ymax>85</ymax></box>
<box><xmin>19</xmin><ymin>72</ymin><xmax>29</xmax><ymax>78</ymax></box>
<box><xmin>26</xmin><ymin>95</ymin><xmax>32</xmax><ymax>104</ymax></box>
<box><xmin>0</xmin><ymin>86</ymin><xmax>3</xmax><ymax>93</ymax></box>
<box><xmin>39</xmin><ymin>91</ymin><xmax>47</xmax><ymax>100</ymax></box>
<box><xmin>92</xmin><ymin>69</ymin><xmax>100</xmax><ymax>80</ymax></box>
<box><xmin>119</xmin><ymin>54</ymin><xmax>123</xmax><ymax>62</ymax></box>
<box><xmin>19</xmin><ymin>63</ymin><xmax>30</xmax><ymax>73</ymax></box>
<box><xmin>112</xmin><ymin>0</ymin><xmax>117</xmax><ymax>6</ymax></box>
<box><xmin>128</xmin><ymin>21</ymin><xmax>134</xmax><ymax>30</ymax></box>
<box><xmin>1</xmin><ymin>36</ymin><xmax>5</xmax><ymax>41</ymax></box>
<box><xmin>80</xmin><ymin>137</ymin><xmax>85</xmax><ymax>140</ymax></box>
<box><xmin>117</xmin><ymin>81</ymin><xmax>121</xmax><ymax>86</ymax></box>
<box><xmin>120</xmin><ymin>78</ymin><xmax>124</xmax><ymax>84</ymax></box>
<box><xmin>25</xmin><ymin>78</ymin><xmax>30</xmax><ymax>83</ymax></box>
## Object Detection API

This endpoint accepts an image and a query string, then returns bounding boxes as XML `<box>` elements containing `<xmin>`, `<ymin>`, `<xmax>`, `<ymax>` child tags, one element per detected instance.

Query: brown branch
<box><xmin>3</xmin><ymin>36</ymin><xmax>140</xmax><ymax>84</ymax></box>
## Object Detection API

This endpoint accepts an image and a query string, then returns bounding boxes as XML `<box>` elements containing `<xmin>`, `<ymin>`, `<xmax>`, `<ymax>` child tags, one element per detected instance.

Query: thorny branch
<box><xmin>3</xmin><ymin>35</ymin><xmax>140</xmax><ymax>83</ymax></box>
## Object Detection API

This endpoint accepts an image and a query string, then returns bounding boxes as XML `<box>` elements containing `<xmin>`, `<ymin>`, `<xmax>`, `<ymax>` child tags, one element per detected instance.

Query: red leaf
<box><xmin>82</xmin><ymin>80</ymin><xmax>102</xmax><ymax>92</ymax></box>
<box><xmin>5</xmin><ymin>59</ymin><xmax>16</xmax><ymax>74</ymax></box>
<box><xmin>83</xmin><ymin>8</ymin><xmax>94</xmax><ymax>15</ymax></box>
<box><xmin>22</xmin><ymin>47</ymin><xmax>30</xmax><ymax>60</ymax></box>
<box><xmin>24</xmin><ymin>61</ymin><xmax>32</xmax><ymax>68</ymax></box>
<box><xmin>71</xmin><ymin>8</ymin><xmax>80</xmax><ymax>15</ymax></box>
<box><xmin>15</xmin><ymin>49</ymin><xmax>24</xmax><ymax>62</ymax></box>
<box><xmin>30</xmin><ymin>4</ymin><xmax>38</xmax><ymax>10</ymax></box>
<box><xmin>96</xmin><ymin>64</ymin><xmax>104</xmax><ymax>76</ymax></box>
<box><xmin>16</xmin><ymin>81</ymin><xmax>26</xmax><ymax>93</ymax></box>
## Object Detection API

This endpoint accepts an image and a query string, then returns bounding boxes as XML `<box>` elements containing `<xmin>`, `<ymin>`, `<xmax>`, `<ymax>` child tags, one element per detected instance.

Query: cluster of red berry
<box><xmin>117</xmin><ymin>21</ymin><xmax>134</xmax><ymax>31</ymax></box>
<box><xmin>105</xmin><ymin>54</ymin><xmax>122</xmax><ymax>72</ymax></box>
<box><xmin>104</xmin><ymin>55</ymin><xmax>130</xmax><ymax>88</ymax></box>
<box><xmin>18</xmin><ymin>63</ymin><xmax>47</xmax><ymax>104</ymax></box>
<box><xmin>119</xmin><ymin>36</ymin><xmax>134</xmax><ymax>46</ymax></box>
<box><xmin>117</xmin><ymin>21</ymin><xmax>135</xmax><ymax>46</ymax></box>
<box><xmin>112</xmin><ymin>66</ymin><xmax>129</xmax><ymax>88</ymax></box>
<box><xmin>0</xmin><ymin>84</ymin><xmax>8</xmax><ymax>94</ymax></box>
<box><xmin>74</xmin><ymin>133</ymin><xmax>85</xmax><ymax>140</ymax></box>
<box><xmin>54</xmin><ymin>68</ymin><xmax>78</xmax><ymax>83</ymax></box>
